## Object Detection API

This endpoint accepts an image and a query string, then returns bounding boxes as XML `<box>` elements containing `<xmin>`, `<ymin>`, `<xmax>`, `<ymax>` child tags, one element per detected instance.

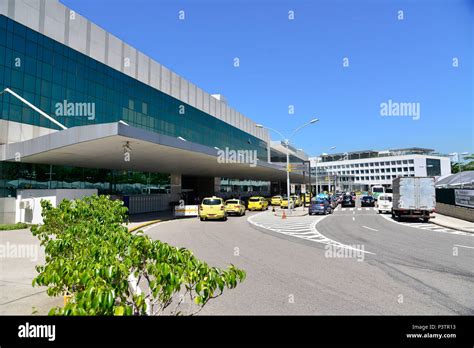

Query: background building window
<box><xmin>426</xmin><ymin>158</ymin><xmax>441</xmax><ymax>176</ymax></box>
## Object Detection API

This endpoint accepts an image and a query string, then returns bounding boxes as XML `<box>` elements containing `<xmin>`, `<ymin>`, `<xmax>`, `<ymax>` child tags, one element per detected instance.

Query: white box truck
<box><xmin>391</xmin><ymin>177</ymin><xmax>436</xmax><ymax>222</ymax></box>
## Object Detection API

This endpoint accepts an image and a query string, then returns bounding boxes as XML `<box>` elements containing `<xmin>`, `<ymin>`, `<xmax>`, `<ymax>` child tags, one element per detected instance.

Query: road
<box><xmin>145</xmin><ymin>203</ymin><xmax>474</xmax><ymax>315</ymax></box>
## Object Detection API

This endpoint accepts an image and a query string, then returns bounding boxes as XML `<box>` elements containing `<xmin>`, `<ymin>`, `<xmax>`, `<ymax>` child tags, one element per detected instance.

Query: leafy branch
<box><xmin>31</xmin><ymin>195</ymin><xmax>245</xmax><ymax>315</ymax></box>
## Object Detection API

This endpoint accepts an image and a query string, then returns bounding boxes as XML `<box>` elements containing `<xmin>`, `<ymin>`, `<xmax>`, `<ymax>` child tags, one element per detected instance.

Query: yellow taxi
<box><xmin>280</xmin><ymin>197</ymin><xmax>293</xmax><ymax>209</ymax></box>
<box><xmin>291</xmin><ymin>195</ymin><xmax>302</xmax><ymax>207</ymax></box>
<box><xmin>271</xmin><ymin>195</ymin><xmax>282</xmax><ymax>205</ymax></box>
<box><xmin>224</xmin><ymin>199</ymin><xmax>246</xmax><ymax>216</ymax></box>
<box><xmin>247</xmin><ymin>196</ymin><xmax>269</xmax><ymax>211</ymax></box>
<box><xmin>303</xmin><ymin>193</ymin><xmax>311</xmax><ymax>205</ymax></box>
<box><xmin>199</xmin><ymin>196</ymin><xmax>227</xmax><ymax>221</ymax></box>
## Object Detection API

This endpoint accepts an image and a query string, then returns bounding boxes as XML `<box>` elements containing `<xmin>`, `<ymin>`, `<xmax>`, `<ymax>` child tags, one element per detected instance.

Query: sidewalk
<box><xmin>432</xmin><ymin>213</ymin><xmax>474</xmax><ymax>233</ymax></box>
<box><xmin>126</xmin><ymin>210</ymin><xmax>175</xmax><ymax>232</ymax></box>
<box><xmin>271</xmin><ymin>206</ymin><xmax>309</xmax><ymax>217</ymax></box>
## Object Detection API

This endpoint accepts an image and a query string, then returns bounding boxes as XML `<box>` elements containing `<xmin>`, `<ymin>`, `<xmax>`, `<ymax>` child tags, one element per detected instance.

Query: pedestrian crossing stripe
<box><xmin>339</xmin><ymin>207</ymin><xmax>377</xmax><ymax>211</ymax></box>
<box><xmin>247</xmin><ymin>211</ymin><xmax>376</xmax><ymax>255</ymax></box>
<box><xmin>379</xmin><ymin>214</ymin><xmax>472</xmax><ymax>236</ymax></box>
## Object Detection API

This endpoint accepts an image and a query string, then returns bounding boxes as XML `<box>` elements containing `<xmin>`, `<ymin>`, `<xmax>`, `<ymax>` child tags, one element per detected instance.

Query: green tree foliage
<box><xmin>451</xmin><ymin>155</ymin><xmax>474</xmax><ymax>174</ymax></box>
<box><xmin>31</xmin><ymin>195</ymin><xmax>245</xmax><ymax>315</ymax></box>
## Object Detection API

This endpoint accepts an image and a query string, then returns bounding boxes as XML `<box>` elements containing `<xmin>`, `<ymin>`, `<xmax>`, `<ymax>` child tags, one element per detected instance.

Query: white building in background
<box><xmin>310</xmin><ymin>148</ymin><xmax>452</xmax><ymax>192</ymax></box>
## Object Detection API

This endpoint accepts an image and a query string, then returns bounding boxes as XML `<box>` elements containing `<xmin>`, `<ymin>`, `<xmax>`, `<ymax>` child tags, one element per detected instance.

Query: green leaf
<box><xmin>114</xmin><ymin>306</ymin><xmax>125</xmax><ymax>316</ymax></box>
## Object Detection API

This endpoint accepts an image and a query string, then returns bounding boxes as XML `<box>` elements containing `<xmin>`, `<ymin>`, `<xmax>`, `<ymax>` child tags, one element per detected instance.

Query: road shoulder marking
<box><xmin>454</xmin><ymin>244</ymin><xmax>474</xmax><ymax>250</ymax></box>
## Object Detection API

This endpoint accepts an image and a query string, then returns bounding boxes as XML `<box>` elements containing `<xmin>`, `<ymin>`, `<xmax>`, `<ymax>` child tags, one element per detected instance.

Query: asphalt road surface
<box><xmin>145</xmin><ymin>203</ymin><xmax>474</xmax><ymax>315</ymax></box>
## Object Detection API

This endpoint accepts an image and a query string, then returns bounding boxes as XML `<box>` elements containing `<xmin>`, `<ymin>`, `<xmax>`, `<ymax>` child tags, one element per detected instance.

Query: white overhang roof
<box><xmin>0</xmin><ymin>122</ymin><xmax>309</xmax><ymax>183</ymax></box>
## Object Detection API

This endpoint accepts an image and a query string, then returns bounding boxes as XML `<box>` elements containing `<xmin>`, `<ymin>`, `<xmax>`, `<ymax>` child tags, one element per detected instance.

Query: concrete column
<box><xmin>214</xmin><ymin>177</ymin><xmax>221</xmax><ymax>196</ymax></box>
<box><xmin>170</xmin><ymin>173</ymin><xmax>182</xmax><ymax>200</ymax></box>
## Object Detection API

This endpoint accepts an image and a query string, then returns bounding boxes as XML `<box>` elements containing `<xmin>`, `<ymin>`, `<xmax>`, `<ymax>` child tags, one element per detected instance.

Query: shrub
<box><xmin>0</xmin><ymin>222</ymin><xmax>29</xmax><ymax>231</ymax></box>
<box><xmin>31</xmin><ymin>195</ymin><xmax>245</xmax><ymax>315</ymax></box>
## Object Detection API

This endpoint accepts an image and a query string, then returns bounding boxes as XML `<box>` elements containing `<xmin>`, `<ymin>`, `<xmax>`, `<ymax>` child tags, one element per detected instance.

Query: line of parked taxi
<box><xmin>198</xmin><ymin>193</ymin><xmax>313</xmax><ymax>221</ymax></box>
<box><xmin>198</xmin><ymin>195</ymin><xmax>270</xmax><ymax>221</ymax></box>
<box><xmin>269</xmin><ymin>194</ymin><xmax>311</xmax><ymax>209</ymax></box>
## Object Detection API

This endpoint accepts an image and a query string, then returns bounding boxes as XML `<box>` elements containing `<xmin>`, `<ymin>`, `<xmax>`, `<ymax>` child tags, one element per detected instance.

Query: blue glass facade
<box><xmin>0</xmin><ymin>15</ymin><xmax>272</xmax><ymax>198</ymax></box>
<box><xmin>0</xmin><ymin>15</ymin><xmax>267</xmax><ymax>159</ymax></box>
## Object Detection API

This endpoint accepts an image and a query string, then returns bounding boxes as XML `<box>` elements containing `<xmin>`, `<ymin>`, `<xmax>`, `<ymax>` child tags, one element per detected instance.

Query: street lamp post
<box><xmin>458</xmin><ymin>152</ymin><xmax>470</xmax><ymax>188</ymax></box>
<box><xmin>449</xmin><ymin>152</ymin><xmax>470</xmax><ymax>188</ymax></box>
<box><xmin>256</xmin><ymin>119</ymin><xmax>319</xmax><ymax>214</ymax></box>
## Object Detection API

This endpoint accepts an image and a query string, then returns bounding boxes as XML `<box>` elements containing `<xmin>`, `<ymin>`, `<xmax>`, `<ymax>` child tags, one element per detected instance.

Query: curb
<box><xmin>430</xmin><ymin>219</ymin><xmax>474</xmax><ymax>234</ymax></box>
<box><xmin>271</xmin><ymin>207</ymin><xmax>310</xmax><ymax>217</ymax></box>
<box><xmin>127</xmin><ymin>217</ymin><xmax>174</xmax><ymax>232</ymax></box>
<box><xmin>273</xmin><ymin>211</ymin><xmax>309</xmax><ymax>217</ymax></box>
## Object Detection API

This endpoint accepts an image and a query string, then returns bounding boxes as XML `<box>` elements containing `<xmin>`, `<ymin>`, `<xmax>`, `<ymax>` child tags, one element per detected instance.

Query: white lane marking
<box><xmin>362</xmin><ymin>225</ymin><xmax>378</xmax><ymax>232</ymax></box>
<box><xmin>352</xmin><ymin>217</ymin><xmax>355</xmax><ymax>221</ymax></box>
<box><xmin>353</xmin><ymin>211</ymin><xmax>355</xmax><ymax>215</ymax></box>
<box><xmin>365</xmin><ymin>208</ymin><xmax>370</xmax><ymax>211</ymax></box>
<box><xmin>454</xmin><ymin>244</ymin><xmax>474</xmax><ymax>250</ymax></box>
<box><xmin>341</xmin><ymin>208</ymin><xmax>346</xmax><ymax>211</ymax></box>
<box><xmin>357</xmin><ymin>208</ymin><xmax>362</xmax><ymax>211</ymax></box>
<box><xmin>350</xmin><ymin>208</ymin><xmax>354</xmax><ymax>211</ymax></box>
<box><xmin>247</xmin><ymin>211</ymin><xmax>375</xmax><ymax>255</ymax></box>
<box><xmin>378</xmin><ymin>214</ymin><xmax>473</xmax><ymax>237</ymax></box>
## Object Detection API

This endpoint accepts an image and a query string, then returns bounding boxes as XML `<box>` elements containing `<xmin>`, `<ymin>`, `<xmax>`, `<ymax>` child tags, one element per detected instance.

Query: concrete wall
<box><xmin>0</xmin><ymin>197</ymin><xmax>16</xmax><ymax>224</ymax></box>
<box><xmin>436</xmin><ymin>202</ymin><xmax>474</xmax><ymax>223</ymax></box>
<box><xmin>0</xmin><ymin>0</ymin><xmax>270</xmax><ymax>144</ymax></box>
<box><xmin>125</xmin><ymin>194</ymin><xmax>174</xmax><ymax>214</ymax></box>
<box><xmin>16</xmin><ymin>189</ymin><xmax>98</xmax><ymax>224</ymax></box>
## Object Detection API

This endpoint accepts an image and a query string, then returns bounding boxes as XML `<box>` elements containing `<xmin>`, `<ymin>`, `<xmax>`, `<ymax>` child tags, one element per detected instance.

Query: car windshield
<box><xmin>226</xmin><ymin>200</ymin><xmax>239</xmax><ymax>205</ymax></box>
<box><xmin>362</xmin><ymin>196</ymin><xmax>372</xmax><ymax>199</ymax></box>
<box><xmin>372</xmin><ymin>187</ymin><xmax>384</xmax><ymax>193</ymax></box>
<box><xmin>202</xmin><ymin>199</ymin><xmax>222</xmax><ymax>205</ymax></box>
<box><xmin>380</xmin><ymin>196</ymin><xmax>392</xmax><ymax>202</ymax></box>
<box><xmin>314</xmin><ymin>199</ymin><xmax>326</xmax><ymax>204</ymax></box>
<box><xmin>249</xmin><ymin>198</ymin><xmax>260</xmax><ymax>202</ymax></box>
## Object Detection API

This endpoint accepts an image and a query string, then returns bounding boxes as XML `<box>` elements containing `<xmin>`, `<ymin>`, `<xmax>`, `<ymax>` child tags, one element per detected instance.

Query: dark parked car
<box><xmin>341</xmin><ymin>194</ymin><xmax>355</xmax><ymax>207</ymax></box>
<box><xmin>360</xmin><ymin>195</ymin><xmax>375</xmax><ymax>207</ymax></box>
<box><xmin>309</xmin><ymin>198</ymin><xmax>333</xmax><ymax>215</ymax></box>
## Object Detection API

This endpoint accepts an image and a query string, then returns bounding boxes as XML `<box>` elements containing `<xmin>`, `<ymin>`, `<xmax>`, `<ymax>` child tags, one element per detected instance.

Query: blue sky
<box><xmin>61</xmin><ymin>0</ymin><xmax>473</xmax><ymax>157</ymax></box>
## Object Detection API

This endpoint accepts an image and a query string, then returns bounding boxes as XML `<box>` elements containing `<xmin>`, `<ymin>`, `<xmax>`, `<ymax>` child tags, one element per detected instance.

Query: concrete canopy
<box><xmin>0</xmin><ymin>122</ymin><xmax>309</xmax><ymax>183</ymax></box>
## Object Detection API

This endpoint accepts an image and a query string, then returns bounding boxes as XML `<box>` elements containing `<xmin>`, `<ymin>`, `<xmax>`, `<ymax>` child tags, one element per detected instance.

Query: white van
<box><xmin>377</xmin><ymin>193</ymin><xmax>393</xmax><ymax>213</ymax></box>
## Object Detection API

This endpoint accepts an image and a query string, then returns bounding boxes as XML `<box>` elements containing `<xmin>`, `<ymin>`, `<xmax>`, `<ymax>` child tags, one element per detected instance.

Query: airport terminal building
<box><xmin>310</xmin><ymin>148</ymin><xmax>452</xmax><ymax>192</ymax></box>
<box><xmin>0</xmin><ymin>0</ymin><xmax>309</xmax><ymax>223</ymax></box>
